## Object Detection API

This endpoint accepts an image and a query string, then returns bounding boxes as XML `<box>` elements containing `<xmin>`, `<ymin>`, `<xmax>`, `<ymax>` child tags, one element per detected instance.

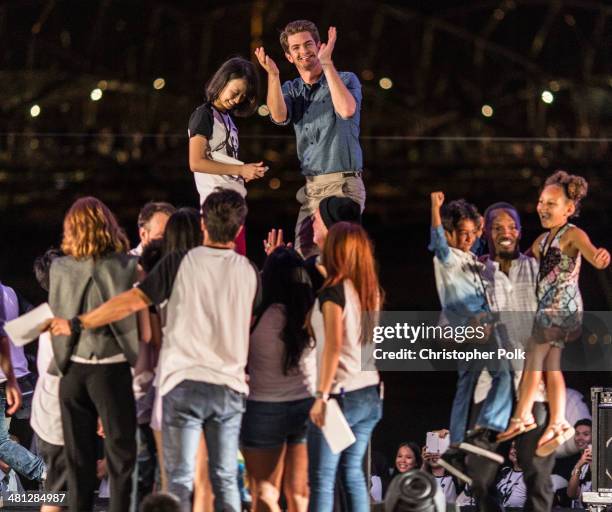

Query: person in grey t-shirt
<box><xmin>255</xmin><ymin>20</ymin><xmax>365</xmax><ymax>258</ymax></box>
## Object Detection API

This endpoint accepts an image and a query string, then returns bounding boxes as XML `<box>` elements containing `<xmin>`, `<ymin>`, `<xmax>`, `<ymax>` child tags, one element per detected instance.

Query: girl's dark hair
<box><xmin>162</xmin><ymin>208</ymin><xmax>203</xmax><ymax>255</ymax></box>
<box><xmin>441</xmin><ymin>199</ymin><xmax>480</xmax><ymax>232</ymax></box>
<box><xmin>205</xmin><ymin>57</ymin><xmax>259</xmax><ymax>117</ymax></box>
<box><xmin>260</xmin><ymin>247</ymin><xmax>315</xmax><ymax>374</ymax></box>
<box><xmin>544</xmin><ymin>170</ymin><xmax>589</xmax><ymax>217</ymax></box>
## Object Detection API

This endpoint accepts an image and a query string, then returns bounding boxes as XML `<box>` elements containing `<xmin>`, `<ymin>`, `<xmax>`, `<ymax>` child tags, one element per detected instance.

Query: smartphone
<box><xmin>426</xmin><ymin>431</ymin><xmax>450</xmax><ymax>454</ymax></box>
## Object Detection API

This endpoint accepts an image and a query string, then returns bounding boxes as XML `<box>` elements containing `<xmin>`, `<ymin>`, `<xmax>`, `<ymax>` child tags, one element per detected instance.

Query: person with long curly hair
<box><xmin>498</xmin><ymin>171</ymin><xmax>610</xmax><ymax>455</ymax></box>
<box><xmin>48</xmin><ymin>196</ymin><xmax>144</xmax><ymax>512</ymax></box>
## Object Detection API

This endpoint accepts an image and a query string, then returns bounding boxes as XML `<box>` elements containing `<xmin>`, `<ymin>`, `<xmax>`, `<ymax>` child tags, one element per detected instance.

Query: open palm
<box><xmin>317</xmin><ymin>26</ymin><xmax>337</xmax><ymax>65</ymax></box>
<box><xmin>254</xmin><ymin>47</ymin><xmax>279</xmax><ymax>75</ymax></box>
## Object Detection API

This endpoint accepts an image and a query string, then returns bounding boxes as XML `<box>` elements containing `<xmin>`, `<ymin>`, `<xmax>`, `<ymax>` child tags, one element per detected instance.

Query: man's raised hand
<box><xmin>318</xmin><ymin>26</ymin><xmax>337</xmax><ymax>66</ymax></box>
<box><xmin>254</xmin><ymin>47</ymin><xmax>279</xmax><ymax>76</ymax></box>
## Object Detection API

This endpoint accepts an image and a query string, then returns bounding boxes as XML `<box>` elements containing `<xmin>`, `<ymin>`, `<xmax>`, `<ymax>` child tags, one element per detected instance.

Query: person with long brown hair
<box><xmin>48</xmin><ymin>196</ymin><xmax>142</xmax><ymax>512</ymax></box>
<box><xmin>307</xmin><ymin>222</ymin><xmax>383</xmax><ymax>512</ymax></box>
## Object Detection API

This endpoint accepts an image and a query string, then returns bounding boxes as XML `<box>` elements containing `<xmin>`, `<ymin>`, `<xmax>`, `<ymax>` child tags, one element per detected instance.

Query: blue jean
<box><xmin>241</xmin><ymin>397</ymin><xmax>313</xmax><ymax>449</ymax></box>
<box><xmin>0</xmin><ymin>385</ymin><xmax>46</xmax><ymax>480</ymax></box>
<box><xmin>449</xmin><ymin>360</ymin><xmax>513</xmax><ymax>444</ymax></box>
<box><xmin>307</xmin><ymin>385</ymin><xmax>382</xmax><ymax>512</ymax></box>
<box><xmin>163</xmin><ymin>380</ymin><xmax>245</xmax><ymax>512</ymax></box>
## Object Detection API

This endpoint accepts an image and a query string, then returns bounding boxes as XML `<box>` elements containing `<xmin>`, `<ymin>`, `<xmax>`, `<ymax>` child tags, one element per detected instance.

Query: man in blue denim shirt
<box><xmin>255</xmin><ymin>20</ymin><xmax>365</xmax><ymax>257</ymax></box>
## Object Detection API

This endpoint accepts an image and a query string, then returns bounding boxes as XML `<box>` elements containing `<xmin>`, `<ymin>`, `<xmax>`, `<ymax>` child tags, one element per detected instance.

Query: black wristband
<box><xmin>69</xmin><ymin>316</ymin><xmax>83</xmax><ymax>335</ymax></box>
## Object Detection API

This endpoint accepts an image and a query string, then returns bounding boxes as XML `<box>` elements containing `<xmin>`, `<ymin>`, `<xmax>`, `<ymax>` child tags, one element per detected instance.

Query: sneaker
<box><xmin>437</xmin><ymin>446</ymin><xmax>473</xmax><ymax>485</ymax></box>
<box><xmin>458</xmin><ymin>428</ymin><xmax>504</xmax><ymax>464</ymax></box>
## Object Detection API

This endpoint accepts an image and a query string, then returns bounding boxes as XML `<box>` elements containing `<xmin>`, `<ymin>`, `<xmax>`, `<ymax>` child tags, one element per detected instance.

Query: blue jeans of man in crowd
<box><xmin>0</xmin><ymin>384</ymin><xmax>46</xmax><ymax>481</ymax></box>
<box><xmin>449</xmin><ymin>330</ymin><xmax>513</xmax><ymax>444</ymax></box>
<box><xmin>163</xmin><ymin>380</ymin><xmax>245</xmax><ymax>512</ymax></box>
<box><xmin>307</xmin><ymin>385</ymin><xmax>382</xmax><ymax>512</ymax></box>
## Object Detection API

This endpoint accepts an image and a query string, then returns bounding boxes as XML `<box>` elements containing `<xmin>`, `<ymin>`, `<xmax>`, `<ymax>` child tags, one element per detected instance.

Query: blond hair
<box><xmin>61</xmin><ymin>197</ymin><xmax>129</xmax><ymax>259</ymax></box>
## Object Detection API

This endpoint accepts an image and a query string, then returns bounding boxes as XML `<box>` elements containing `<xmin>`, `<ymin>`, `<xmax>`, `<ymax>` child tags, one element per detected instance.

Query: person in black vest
<box><xmin>48</xmin><ymin>197</ymin><xmax>145</xmax><ymax>512</ymax></box>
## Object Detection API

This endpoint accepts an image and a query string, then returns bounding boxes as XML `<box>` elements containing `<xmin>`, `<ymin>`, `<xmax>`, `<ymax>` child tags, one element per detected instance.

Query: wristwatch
<box><xmin>69</xmin><ymin>316</ymin><xmax>84</xmax><ymax>335</ymax></box>
<box><xmin>315</xmin><ymin>390</ymin><xmax>329</xmax><ymax>401</ymax></box>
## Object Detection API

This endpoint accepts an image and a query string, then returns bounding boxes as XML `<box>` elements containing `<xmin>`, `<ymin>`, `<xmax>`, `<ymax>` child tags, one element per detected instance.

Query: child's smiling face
<box><xmin>445</xmin><ymin>219</ymin><xmax>478</xmax><ymax>253</ymax></box>
<box><xmin>537</xmin><ymin>184</ymin><xmax>575</xmax><ymax>229</ymax></box>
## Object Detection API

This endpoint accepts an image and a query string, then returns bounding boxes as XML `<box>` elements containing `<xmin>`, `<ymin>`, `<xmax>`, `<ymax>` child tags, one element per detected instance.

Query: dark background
<box><xmin>0</xmin><ymin>0</ymin><xmax>611</xmax><ymax>463</ymax></box>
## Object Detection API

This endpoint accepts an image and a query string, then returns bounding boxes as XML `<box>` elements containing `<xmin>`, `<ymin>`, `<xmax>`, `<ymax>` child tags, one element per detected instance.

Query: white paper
<box><xmin>211</xmin><ymin>151</ymin><xmax>243</xmax><ymax>165</ymax></box>
<box><xmin>211</xmin><ymin>151</ymin><xmax>269</xmax><ymax>172</ymax></box>
<box><xmin>3</xmin><ymin>303</ymin><xmax>54</xmax><ymax>347</ymax></box>
<box><xmin>321</xmin><ymin>398</ymin><xmax>356</xmax><ymax>454</ymax></box>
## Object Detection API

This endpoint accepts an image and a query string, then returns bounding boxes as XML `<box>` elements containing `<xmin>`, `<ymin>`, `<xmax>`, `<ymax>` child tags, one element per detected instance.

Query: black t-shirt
<box><xmin>553</xmin><ymin>452</ymin><xmax>580</xmax><ymax>480</ymax></box>
<box><xmin>318</xmin><ymin>282</ymin><xmax>345</xmax><ymax>311</ymax></box>
<box><xmin>138</xmin><ymin>250</ymin><xmax>188</xmax><ymax>306</ymax></box>
<box><xmin>188</xmin><ymin>104</ymin><xmax>214</xmax><ymax>139</ymax></box>
<box><xmin>305</xmin><ymin>255</ymin><xmax>324</xmax><ymax>293</ymax></box>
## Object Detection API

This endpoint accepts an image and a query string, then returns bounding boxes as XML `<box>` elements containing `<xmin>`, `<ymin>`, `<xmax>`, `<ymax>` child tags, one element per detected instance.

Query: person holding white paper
<box><xmin>0</xmin><ymin>281</ymin><xmax>46</xmax><ymax>484</ymax></box>
<box><xmin>188</xmin><ymin>57</ymin><xmax>266</xmax><ymax>255</ymax></box>
<box><xmin>307</xmin><ymin>222</ymin><xmax>382</xmax><ymax>512</ymax></box>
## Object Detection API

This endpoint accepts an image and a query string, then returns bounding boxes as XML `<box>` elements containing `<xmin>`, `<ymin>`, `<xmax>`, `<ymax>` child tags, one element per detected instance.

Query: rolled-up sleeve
<box><xmin>344</xmin><ymin>72</ymin><xmax>362</xmax><ymax>114</ymax></box>
<box><xmin>428</xmin><ymin>225</ymin><xmax>451</xmax><ymax>264</ymax></box>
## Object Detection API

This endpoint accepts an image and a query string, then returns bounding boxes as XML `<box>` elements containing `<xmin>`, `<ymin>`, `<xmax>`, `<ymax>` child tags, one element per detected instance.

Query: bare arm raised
<box><xmin>430</xmin><ymin>191</ymin><xmax>444</xmax><ymax>228</ymax></box>
<box><xmin>565</xmin><ymin>226</ymin><xmax>611</xmax><ymax>269</ymax></box>
<box><xmin>319</xmin><ymin>27</ymin><xmax>357</xmax><ymax>119</ymax></box>
<box><xmin>254</xmin><ymin>47</ymin><xmax>288</xmax><ymax>124</ymax></box>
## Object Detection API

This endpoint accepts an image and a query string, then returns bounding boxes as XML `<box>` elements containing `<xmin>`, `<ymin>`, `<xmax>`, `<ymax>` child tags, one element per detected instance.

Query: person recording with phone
<box><xmin>566</xmin><ymin>442</ymin><xmax>592</xmax><ymax>506</ymax></box>
<box><xmin>420</xmin><ymin>430</ymin><xmax>462</xmax><ymax>503</ymax></box>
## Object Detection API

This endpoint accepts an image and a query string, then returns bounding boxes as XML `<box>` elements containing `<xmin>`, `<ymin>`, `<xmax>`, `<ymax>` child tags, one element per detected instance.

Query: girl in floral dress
<box><xmin>498</xmin><ymin>170</ymin><xmax>610</xmax><ymax>456</ymax></box>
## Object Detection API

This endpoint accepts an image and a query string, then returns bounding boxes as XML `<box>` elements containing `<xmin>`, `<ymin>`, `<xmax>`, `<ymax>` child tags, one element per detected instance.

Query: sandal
<box><xmin>496</xmin><ymin>416</ymin><xmax>537</xmax><ymax>442</ymax></box>
<box><xmin>535</xmin><ymin>422</ymin><xmax>575</xmax><ymax>457</ymax></box>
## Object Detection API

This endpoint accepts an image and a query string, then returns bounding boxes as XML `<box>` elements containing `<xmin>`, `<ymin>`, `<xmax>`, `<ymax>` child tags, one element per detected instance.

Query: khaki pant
<box><xmin>294</xmin><ymin>173</ymin><xmax>366</xmax><ymax>259</ymax></box>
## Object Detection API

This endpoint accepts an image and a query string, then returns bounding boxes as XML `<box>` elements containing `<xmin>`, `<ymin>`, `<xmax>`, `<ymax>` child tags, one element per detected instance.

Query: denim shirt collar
<box><xmin>295</xmin><ymin>73</ymin><xmax>328</xmax><ymax>96</ymax></box>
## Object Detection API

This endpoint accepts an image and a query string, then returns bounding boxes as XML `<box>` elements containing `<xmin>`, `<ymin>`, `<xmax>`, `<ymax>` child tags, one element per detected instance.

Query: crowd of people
<box><xmin>370</xmin><ymin>415</ymin><xmax>594</xmax><ymax>509</ymax></box>
<box><xmin>0</xmin><ymin>15</ymin><xmax>610</xmax><ymax>512</ymax></box>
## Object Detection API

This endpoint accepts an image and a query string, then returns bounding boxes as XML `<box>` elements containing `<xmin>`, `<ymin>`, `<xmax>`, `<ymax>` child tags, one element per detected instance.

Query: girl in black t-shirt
<box><xmin>188</xmin><ymin>57</ymin><xmax>266</xmax><ymax>254</ymax></box>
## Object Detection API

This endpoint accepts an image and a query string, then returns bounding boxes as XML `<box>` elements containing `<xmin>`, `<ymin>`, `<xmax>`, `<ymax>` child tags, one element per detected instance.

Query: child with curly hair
<box><xmin>498</xmin><ymin>170</ymin><xmax>610</xmax><ymax>456</ymax></box>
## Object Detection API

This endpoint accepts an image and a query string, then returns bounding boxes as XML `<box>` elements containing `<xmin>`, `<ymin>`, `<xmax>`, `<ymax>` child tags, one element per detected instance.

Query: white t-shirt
<box><xmin>497</xmin><ymin>468</ymin><xmax>527</xmax><ymax>507</ymax></box>
<box><xmin>248</xmin><ymin>304</ymin><xmax>316</xmax><ymax>402</ymax></box>
<box><xmin>0</xmin><ymin>284</ymin><xmax>30</xmax><ymax>382</ymax></box>
<box><xmin>30</xmin><ymin>331</ymin><xmax>63</xmax><ymax>446</ymax></box>
<box><xmin>188</xmin><ymin>103</ymin><xmax>246</xmax><ymax>203</ymax></box>
<box><xmin>435</xmin><ymin>474</ymin><xmax>458</xmax><ymax>502</ymax></box>
<box><xmin>138</xmin><ymin>246</ymin><xmax>259</xmax><ymax>396</ymax></box>
<box><xmin>310</xmin><ymin>280</ymin><xmax>379</xmax><ymax>394</ymax></box>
